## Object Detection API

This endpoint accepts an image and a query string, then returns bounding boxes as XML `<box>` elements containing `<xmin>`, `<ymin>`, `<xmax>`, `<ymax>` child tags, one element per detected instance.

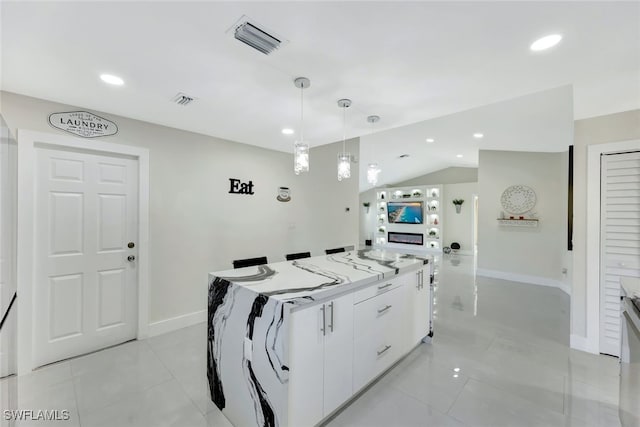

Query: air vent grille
<box><xmin>234</xmin><ymin>21</ymin><xmax>281</xmax><ymax>55</ymax></box>
<box><xmin>171</xmin><ymin>93</ymin><xmax>195</xmax><ymax>106</ymax></box>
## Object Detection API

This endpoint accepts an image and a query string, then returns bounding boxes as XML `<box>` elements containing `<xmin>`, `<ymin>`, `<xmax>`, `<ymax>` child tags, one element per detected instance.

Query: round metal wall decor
<box><xmin>500</xmin><ymin>185</ymin><xmax>536</xmax><ymax>214</ymax></box>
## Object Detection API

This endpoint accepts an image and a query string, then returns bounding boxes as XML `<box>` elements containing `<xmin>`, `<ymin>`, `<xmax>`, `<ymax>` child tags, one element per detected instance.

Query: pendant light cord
<box><xmin>342</xmin><ymin>105</ymin><xmax>346</xmax><ymax>154</ymax></box>
<box><xmin>300</xmin><ymin>84</ymin><xmax>304</xmax><ymax>142</ymax></box>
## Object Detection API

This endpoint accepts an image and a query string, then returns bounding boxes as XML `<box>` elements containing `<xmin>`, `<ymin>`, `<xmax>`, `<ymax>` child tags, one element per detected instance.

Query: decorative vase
<box><xmin>455</xmin><ymin>205</ymin><xmax>462</xmax><ymax>214</ymax></box>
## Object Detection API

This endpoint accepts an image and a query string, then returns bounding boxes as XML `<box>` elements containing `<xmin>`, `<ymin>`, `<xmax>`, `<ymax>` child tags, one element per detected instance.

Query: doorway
<box><xmin>472</xmin><ymin>195</ymin><xmax>479</xmax><ymax>254</ymax></box>
<box><xmin>599</xmin><ymin>150</ymin><xmax>640</xmax><ymax>357</ymax></box>
<box><xmin>17</xmin><ymin>130</ymin><xmax>150</xmax><ymax>374</ymax></box>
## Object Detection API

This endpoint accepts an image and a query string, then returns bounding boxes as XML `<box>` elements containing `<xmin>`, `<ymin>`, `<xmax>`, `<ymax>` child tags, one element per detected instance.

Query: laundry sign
<box><xmin>49</xmin><ymin>111</ymin><xmax>118</xmax><ymax>138</ymax></box>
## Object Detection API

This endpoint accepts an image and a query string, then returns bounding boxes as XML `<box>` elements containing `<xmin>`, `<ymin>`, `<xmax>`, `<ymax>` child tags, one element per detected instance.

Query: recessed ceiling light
<box><xmin>426</xmin><ymin>138</ymin><xmax>435</xmax><ymax>143</ymax></box>
<box><xmin>530</xmin><ymin>34</ymin><xmax>562</xmax><ymax>52</ymax></box>
<box><xmin>456</xmin><ymin>154</ymin><xmax>463</xmax><ymax>158</ymax></box>
<box><xmin>281</xmin><ymin>128</ymin><xmax>294</xmax><ymax>135</ymax></box>
<box><xmin>399</xmin><ymin>154</ymin><xmax>410</xmax><ymax>159</ymax></box>
<box><xmin>100</xmin><ymin>74</ymin><xmax>124</xmax><ymax>86</ymax></box>
<box><xmin>473</xmin><ymin>133</ymin><xmax>484</xmax><ymax>139</ymax></box>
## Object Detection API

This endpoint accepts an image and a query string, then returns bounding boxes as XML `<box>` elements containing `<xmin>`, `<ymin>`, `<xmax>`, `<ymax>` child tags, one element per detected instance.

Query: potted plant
<box><xmin>363</xmin><ymin>202</ymin><xmax>370</xmax><ymax>213</ymax></box>
<box><xmin>453</xmin><ymin>199</ymin><xmax>464</xmax><ymax>214</ymax></box>
<box><xmin>428</xmin><ymin>230</ymin><xmax>437</xmax><ymax>237</ymax></box>
<box><xmin>378</xmin><ymin>227</ymin><xmax>385</xmax><ymax>233</ymax></box>
<box><xmin>412</xmin><ymin>190</ymin><xmax>422</xmax><ymax>198</ymax></box>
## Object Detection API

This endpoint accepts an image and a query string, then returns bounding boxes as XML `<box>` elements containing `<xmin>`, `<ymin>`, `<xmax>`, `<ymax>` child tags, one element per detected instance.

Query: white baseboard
<box><xmin>453</xmin><ymin>250</ymin><xmax>474</xmax><ymax>256</ymax></box>
<box><xmin>147</xmin><ymin>309</ymin><xmax>206</xmax><ymax>338</ymax></box>
<box><xmin>570</xmin><ymin>334</ymin><xmax>598</xmax><ymax>354</ymax></box>
<box><xmin>476</xmin><ymin>268</ymin><xmax>571</xmax><ymax>296</ymax></box>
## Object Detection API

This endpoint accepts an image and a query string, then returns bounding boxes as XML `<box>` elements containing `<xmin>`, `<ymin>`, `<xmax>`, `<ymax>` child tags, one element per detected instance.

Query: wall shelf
<box><xmin>373</xmin><ymin>185</ymin><xmax>442</xmax><ymax>250</ymax></box>
<box><xmin>497</xmin><ymin>218</ymin><xmax>539</xmax><ymax>227</ymax></box>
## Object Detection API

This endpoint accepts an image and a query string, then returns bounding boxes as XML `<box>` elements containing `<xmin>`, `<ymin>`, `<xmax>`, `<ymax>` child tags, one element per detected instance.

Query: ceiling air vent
<box><xmin>171</xmin><ymin>93</ymin><xmax>195</xmax><ymax>106</ymax></box>
<box><xmin>231</xmin><ymin>17</ymin><xmax>282</xmax><ymax>55</ymax></box>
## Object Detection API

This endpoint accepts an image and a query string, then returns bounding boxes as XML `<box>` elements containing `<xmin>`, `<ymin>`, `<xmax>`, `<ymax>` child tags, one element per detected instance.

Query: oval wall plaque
<box><xmin>500</xmin><ymin>185</ymin><xmax>537</xmax><ymax>214</ymax></box>
<box><xmin>49</xmin><ymin>111</ymin><xmax>118</xmax><ymax>138</ymax></box>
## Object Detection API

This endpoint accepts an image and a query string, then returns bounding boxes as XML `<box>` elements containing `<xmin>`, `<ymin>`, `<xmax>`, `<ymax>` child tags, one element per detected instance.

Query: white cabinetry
<box><xmin>288</xmin><ymin>268</ymin><xmax>432</xmax><ymax>426</ymax></box>
<box><xmin>353</xmin><ymin>284</ymin><xmax>407</xmax><ymax>391</ymax></box>
<box><xmin>288</xmin><ymin>293</ymin><xmax>354</xmax><ymax>427</ymax></box>
<box><xmin>408</xmin><ymin>267</ymin><xmax>431</xmax><ymax>345</ymax></box>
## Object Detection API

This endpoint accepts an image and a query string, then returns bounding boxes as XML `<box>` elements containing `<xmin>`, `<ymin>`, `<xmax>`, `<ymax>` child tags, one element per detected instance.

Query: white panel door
<box><xmin>600</xmin><ymin>151</ymin><xmax>640</xmax><ymax>357</ymax></box>
<box><xmin>33</xmin><ymin>147</ymin><xmax>138</xmax><ymax>367</ymax></box>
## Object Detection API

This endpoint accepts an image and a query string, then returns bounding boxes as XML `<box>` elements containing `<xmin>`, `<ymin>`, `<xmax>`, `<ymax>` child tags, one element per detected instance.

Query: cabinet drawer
<box><xmin>354</xmin><ymin>285</ymin><xmax>405</xmax><ymax>338</ymax></box>
<box><xmin>353</xmin><ymin>319</ymin><xmax>404</xmax><ymax>392</ymax></box>
<box><xmin>354</xmin><ymin>277</ymin><xmax>403</xmax><ymax>304</ymax></box>
<box><xmin>353</xmin><ymin>286</ymin><xmax>406</xmax><ymax>391</ymax></box>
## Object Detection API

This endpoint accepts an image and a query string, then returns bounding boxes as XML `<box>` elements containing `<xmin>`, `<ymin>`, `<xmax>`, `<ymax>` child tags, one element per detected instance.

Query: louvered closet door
<box><xmin>600</xmin><ymin>151</ymin><xmax>640</xmax><ymax>357</ymax></box>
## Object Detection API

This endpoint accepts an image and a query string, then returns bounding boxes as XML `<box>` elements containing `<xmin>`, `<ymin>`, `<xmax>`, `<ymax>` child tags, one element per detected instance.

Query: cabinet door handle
<box><xmin>378</xmin><ymin>283</ymin><xmax>393</xmax><ymax>290</ymax></box>
<box><xmin>320</xmin><ymin>305</ymin><xmax>326</xmax><ymax>336</ymax></box>
<box><xmin>377</xmin><ymin>344</ymin><xmax>392</xmax><ymax>356</ymax></box>
<box><xmin>329</xmin><ymin>301</ymin><xmax>334</xmax><ymax>332</ymax></box>
<box><xmin>377</xmin><ymin>304</ymin><xmax>392</xmax><ymax>314</ymax></box>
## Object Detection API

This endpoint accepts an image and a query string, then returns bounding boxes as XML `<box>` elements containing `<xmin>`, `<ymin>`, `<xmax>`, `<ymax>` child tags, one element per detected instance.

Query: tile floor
<box><xmin>0</xmin><ymin>254</ymin><xmax>621</xmax><ymax>427</ymax></box>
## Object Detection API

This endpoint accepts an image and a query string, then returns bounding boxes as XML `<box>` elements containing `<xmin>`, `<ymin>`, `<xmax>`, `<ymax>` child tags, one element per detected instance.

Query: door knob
<box><xmin>127</xmin><ymin>255</ymin><xmax>136</xmax><ymax>262</ymax></box>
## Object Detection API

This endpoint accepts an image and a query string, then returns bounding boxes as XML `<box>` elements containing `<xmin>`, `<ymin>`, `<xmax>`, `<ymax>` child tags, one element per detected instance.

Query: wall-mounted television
<box><xmin>387</xmin><ymin>201</ymin><xmax>424</xmax><ymax>224</ymax></box>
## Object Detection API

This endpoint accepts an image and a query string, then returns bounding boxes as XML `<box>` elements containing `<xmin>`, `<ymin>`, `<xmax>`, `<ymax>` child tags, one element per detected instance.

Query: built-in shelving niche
<box><xmin>374</xmin><ymin>185</ymin><xmax>442</xmax><ymax>251</ymax></box>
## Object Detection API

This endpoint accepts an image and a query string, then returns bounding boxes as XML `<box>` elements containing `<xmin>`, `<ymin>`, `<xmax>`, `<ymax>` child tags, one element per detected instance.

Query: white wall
<box><xmin>571</xmin><ymin>109</ymin><xmax>640</xmax><ymax>343</ymax></box>
<box><xmin>442</xmin><ymin>182</ymin><xmax>478</xmax><ymax>254</ymax></box>
<box><xmin>0</xmin><ymin>91</ymin><xmax>359</xmax><ymax>330</ymax></box>
<box><xmin>477</xmin><ymin>150</ymin><xmax>568</xmax><ymax>289</ymax></box>
<box><xmin>359</xmin><ymin>169</ymin><xmax>478</xmax><ymax>252</ymax></box>
<box><xmin>0</xmin><ymin>115</ymin><xmax>17</xmax><ymax>377</ymax></box>
<box><xmin>359</xmin><ymin>187</ymin><xmax>379</xmax><ymax>246</ymax></box>
<box><xmin>393</xmin><ymin>167</ymin><xmax>478</xmax><ymax>187</ymax></box>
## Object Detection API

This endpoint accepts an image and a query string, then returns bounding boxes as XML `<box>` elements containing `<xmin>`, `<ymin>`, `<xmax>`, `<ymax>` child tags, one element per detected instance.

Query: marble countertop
<box><xmin>621</xmin><ymin>277</ymin><xmax>640</xmax><ymax>299</ymax></box>
<box><xmin>209</xmin><ymin>249</ymin><xmax>429</xmax><ymax>306</ymax></box>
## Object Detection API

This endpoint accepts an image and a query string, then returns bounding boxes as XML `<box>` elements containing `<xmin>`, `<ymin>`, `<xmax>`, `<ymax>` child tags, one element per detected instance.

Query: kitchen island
<box><xmin>207</xmin><ymin>249</ymin><xmax>433</xmax><ymax>427</ymax></box>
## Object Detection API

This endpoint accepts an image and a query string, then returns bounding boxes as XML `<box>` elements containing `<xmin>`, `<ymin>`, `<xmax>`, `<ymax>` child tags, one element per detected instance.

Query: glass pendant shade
<box><xmin>337</xmin><ymin>98</ymin><xmax>352</xmax><ymax>181</ymax></box>
<box><xmin>293</xmin><ymin>77</ymin><xmax>310</xmax><ymax>175</ymax></box>
<box><xmin>337</xmin><ymin>153</ymin><xmax>351</xmax><ymax>181</ymax></box>
<box><xmin>367</xmin><ymin>163</ymin><xmax>381</xmax><ymax>185</ymax></box>
<box><xmin>294</xmin><ymin>141</ymin><xmax>309</xmax><ymax>175</ymax></box>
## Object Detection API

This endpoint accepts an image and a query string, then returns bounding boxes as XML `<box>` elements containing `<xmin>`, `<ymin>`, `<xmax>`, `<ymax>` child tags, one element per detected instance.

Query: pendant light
<box><xmin>366</xmin><ymin>115</ymin><xmax>381</xmax><ymax>186</ymax></box>
<box><xmin>293</xmin><ymin>77</ymin><xmax>310</xmax><ymax>175</ymax></box>
<box><xmin>337</xmin><ymin>98</ymin><xmax>352</xmax><ymax>181</ymax></box>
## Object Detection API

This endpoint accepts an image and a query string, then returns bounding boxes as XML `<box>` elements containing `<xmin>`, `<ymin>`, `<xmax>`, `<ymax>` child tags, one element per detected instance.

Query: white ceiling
<box><xmin>1</xmin><ymin>1</ymin><xmax>639</xmax><ymax>185</ymax></box>
<box><xmin>359</xmin><ymin>84</ymin><xmax>574</xmax><ymax>189</ymax></box>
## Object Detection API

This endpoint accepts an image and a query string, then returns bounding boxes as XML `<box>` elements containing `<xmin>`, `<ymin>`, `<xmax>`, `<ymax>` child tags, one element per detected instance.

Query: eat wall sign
<box><xmin>228</xmin><ymin>178</ymin><xmax>254</xmax><ymax>195</ymax></box>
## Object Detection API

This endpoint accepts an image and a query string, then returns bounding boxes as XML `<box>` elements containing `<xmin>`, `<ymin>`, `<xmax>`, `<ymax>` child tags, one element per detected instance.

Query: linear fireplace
<box><xmin>388</xmin><ymin>231</ymin><xmax>424</xmax><ymax>246</ymax></box>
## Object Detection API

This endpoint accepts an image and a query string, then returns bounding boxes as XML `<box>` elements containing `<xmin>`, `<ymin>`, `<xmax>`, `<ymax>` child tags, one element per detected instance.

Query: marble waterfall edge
<box><xmin>207</xmin><ymin>249</ymin><xmax>429</xmax><ymax>427</ymax></box>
